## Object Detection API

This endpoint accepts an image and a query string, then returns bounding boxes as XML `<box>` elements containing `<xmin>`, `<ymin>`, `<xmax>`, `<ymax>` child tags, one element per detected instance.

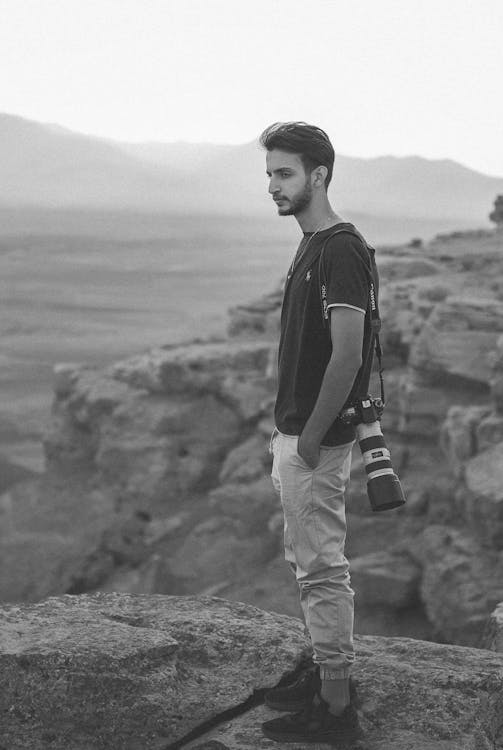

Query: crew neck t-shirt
<box><xmin>274</xmin><ymin>222</ymin><xmax>375</xmax><ymax>446</ymax></box>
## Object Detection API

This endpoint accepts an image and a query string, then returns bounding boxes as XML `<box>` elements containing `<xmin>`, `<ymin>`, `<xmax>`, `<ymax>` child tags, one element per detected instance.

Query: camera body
<box><xmin>339</xmin><ymin>396</ymin><xmax>405</xmax><ymax>512</ymax></box>
<box><xmin>339</xmin><ymin>396</ymin><xmax>384</xmax><ymax>426</ymax></box>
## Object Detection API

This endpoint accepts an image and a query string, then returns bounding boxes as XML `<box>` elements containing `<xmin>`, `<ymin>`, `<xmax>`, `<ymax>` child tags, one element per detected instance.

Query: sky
<box><xmin>1</xmin><ymin>0</ymin><xmax>502</xmax><ymax>176</ymax></box>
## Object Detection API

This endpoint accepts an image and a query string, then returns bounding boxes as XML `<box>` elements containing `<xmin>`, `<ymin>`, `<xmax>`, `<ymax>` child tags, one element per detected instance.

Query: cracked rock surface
<box><xmin>185</xmin><ymin>635</ymin><xmax>503</xmax><ymax>750</ymax></box>
<box><xmin>2</xmin><ymin>593</ymin><xmax>503</xmax><ymax>750</ymax></box>
<box><xmin>0</xmin><ymin>593</ymin><xmax>310</xmax><ymax>749</ymax></box>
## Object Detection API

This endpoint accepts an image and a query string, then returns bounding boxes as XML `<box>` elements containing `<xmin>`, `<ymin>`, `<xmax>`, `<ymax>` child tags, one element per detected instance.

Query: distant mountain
<box><xmin>0</xmin><ymin>114</ymin><xmax>178</xmax><ymax>209</ymax></box>
<box><xmin>1</xmin><ymin>113</ymin><xmax>502</xmax><ymax>223</ymax></box>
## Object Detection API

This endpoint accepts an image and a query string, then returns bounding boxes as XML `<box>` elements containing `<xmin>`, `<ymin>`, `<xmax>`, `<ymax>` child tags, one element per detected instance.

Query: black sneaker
<box><xmin>265</xmin><ymin>667</ymin><xmax>357</xmax><ymax>713</ymax></box>
<box><xmin>262</xmin><ymin>691</ymin><xmax>360</xmax><ymax>745</ymax></box>
<box><xmin>264</xmin><ymin>665</ymin><xmax>321</xmax><ymax>712</ymax></box>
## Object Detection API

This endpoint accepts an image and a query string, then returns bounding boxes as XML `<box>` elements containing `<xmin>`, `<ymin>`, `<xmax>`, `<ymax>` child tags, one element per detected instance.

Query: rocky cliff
<box><xmin>1</xmin><ymin>593</ymin><xmax>503</xmax><ymax>750</ymax></box>
<box><xmin>1</xmin><ymin>229</ymin><xmax>503</xmax><ymax>648</ymax></box>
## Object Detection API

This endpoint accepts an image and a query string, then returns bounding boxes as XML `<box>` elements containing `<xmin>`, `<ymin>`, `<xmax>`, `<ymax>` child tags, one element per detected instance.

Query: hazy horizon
<box><xmin>2</xmin><ymin>0</ymin><xmax>502</xmax><ymax>176</ymax></box>
<box><xmin>4</xmin><ymin>109</ymin><xmax>503</xmax><ymax>181</ymax></box>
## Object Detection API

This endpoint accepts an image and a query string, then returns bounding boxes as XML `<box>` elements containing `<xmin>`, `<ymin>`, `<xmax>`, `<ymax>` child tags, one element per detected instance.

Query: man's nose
<box><xmin>268</xmin><ymin>177</ymin><xmax>278</xmax><ymax>195</ymax></box>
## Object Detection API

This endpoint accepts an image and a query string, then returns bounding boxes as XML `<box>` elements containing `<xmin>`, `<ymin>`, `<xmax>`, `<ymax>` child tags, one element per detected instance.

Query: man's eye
<box><xmin>281</xmin><ymin>172</ymin><xmax>290</xmax><ymax>178</ymax></box>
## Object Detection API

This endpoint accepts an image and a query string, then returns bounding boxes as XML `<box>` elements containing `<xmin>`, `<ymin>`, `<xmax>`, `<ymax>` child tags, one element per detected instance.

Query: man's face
<box><xmin>266</xmin><ymin>149</ymin><xmax>312</xmax><ymax>216</ymax></box>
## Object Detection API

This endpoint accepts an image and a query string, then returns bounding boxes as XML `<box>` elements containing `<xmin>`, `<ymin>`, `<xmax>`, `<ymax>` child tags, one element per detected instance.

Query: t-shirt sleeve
<box><xmin>323</xmin><ymin>236</ymin><xmax>369</xmax><ymax>314</ymax></box>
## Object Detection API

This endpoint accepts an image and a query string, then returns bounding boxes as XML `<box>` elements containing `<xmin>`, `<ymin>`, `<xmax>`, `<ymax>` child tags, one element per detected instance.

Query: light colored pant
<box><xmin>270</xmin><ymin>429</ymin><xmax>355</xmax><ymax>679</ymax></box>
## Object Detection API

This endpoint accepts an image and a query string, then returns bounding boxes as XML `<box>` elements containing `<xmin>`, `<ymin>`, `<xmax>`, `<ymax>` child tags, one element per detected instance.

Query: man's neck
<box><xmin>296</xmin><ymin>199</ymin><xmax>344</xmax><ymax>234</ymax></box>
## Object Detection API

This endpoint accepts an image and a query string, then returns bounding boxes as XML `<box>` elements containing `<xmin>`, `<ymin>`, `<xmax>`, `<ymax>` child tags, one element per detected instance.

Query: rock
<box><xmin>350</xmin><ymin>551</ymin><xmax>421</xmax><ymax>608</ymax></box>
<box><xmin>410</xmin><ymin>296</ymin><xmax>503</xmax><ymax>387</ymax></box>
<box><xmin>144</xmin><ymin>513</ymin><xmax>187</xmax><ymax>545</ymax></box>
<box><xmin>6</xmin><ymin>234</ymin><xmax>503</xmax><ymax>653</ymax></box>
<box><xmin>93</xmin><ymin>392</ymin><xmax>240</xmax><ymax>503</ymax></box>
<box><xmin>416</xmin><ymin>476</ymin><xmax>459</xmax><ymax>525</ymax></box>
<box><xmin>208</xmin><ymin>476</ymin><xmax>277</xmax><ymax>533</ymax></box>
<box><xmin>52</xmin><ymin>362</ymin><xmax>83</xmax><ymax>398</ymax></box>
<box><xmin>0</xmin><ymin>594</ymin><xmax>311</xmax><ymax>749</ymax></box>
<box><xmin>394</xmin><ymin>371</ymin><xmax>456</xmax><ymax>437</ymax></box>
<box><xmin>166</xmin><ymin>515</ymin><xmax>277</xmax><ymax>594</ymax></box>
<box><xmin>483</xmin><ymin>602</ymin><xmax>503</xmax><ymax>653</ymax></box>
<box><xmin>111</xmin><ymin>340</ymin><xmax>272</xmax><ymax>397</ymax></box>
<box><xmin>219</xmin><ymin>554</ymin><xmax>302</xmax><ymax>619</ymax></box>
<box><xmin>218</xmin><ymin>434</ymin><xmax>270</xmax><ymax>484</ymax></box>
<box><xmin>44</xmin><ymin>369</ymin><xmax>137</xmax><ymax>469</ymax></box>
<box><xmin>0</xmin><ymin>477</ymin><xmax>118</xmax><ymax>601</ymax></box>
<box><xmin>227</xmin><ymin>288</ymin><xmax>282</xmax><ymax>338</ymax></box>
<box><xmin>413</xmin><ymin>525</ymin><xmax>503</xmax><ymax>645</ymax></box>
<box><xmin>439</xmin><ymin>405</ymin><xmax>490</xmax><ymax>478</ymax></box>
<box><xmin>378</xmin><ymin>255</ymin><xmax>441</xmax><ymax>281</ymax></box>
<box><xmin>46</xmin><ymin>369</ymin><xmax>242</xmax><ymax>505</ymax></box>
<box><xmin>97</xmin><ymin>552</ymin><xmax>174</xmax><ymax>595</ymax></box>
<box><xmin>464</xmin><ymin>442</ymin><xmax>503</xmax><ymax>548</ymax></box>
<box><xmin>477</xmin><ymin>413</ymin><xmax>503</xmax><ymax>451</ymax></box>
<box><xmin>2</xmin><ymin>594</ymin><xmax>503</xmax><ymax>750</ymax></box>
<box><xmin>489</xmin><ymin>334</ymin><xmax>503</xmax><ymax>412</ymax></box>
<box><xmin>178</xmin><ymin>636</ymin><xmax>503</xmax><ymax>749</ymax></box>
<box><xmin>0</xmin><ymin>454</ymin><xmax>37</xmax><ymax>495</ymax></box>
<box><xmin>218</xmin><ymin>371</ymin><xmax>273</xmax><ymax>420</ymax></box>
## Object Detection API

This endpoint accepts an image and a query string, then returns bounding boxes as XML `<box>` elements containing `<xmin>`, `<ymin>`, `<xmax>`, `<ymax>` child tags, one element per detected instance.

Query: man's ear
<box><xmin>312</xmin><ymin>165</ymin><xmax>328</xmax><ymax>188</ymax></box>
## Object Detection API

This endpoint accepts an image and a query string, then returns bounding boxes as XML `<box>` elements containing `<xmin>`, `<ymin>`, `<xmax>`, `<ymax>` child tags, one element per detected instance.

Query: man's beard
<box><xmin>277</xmin><ymin>180</ymin><xmax>313</xmax><ymax>216</ymax></box>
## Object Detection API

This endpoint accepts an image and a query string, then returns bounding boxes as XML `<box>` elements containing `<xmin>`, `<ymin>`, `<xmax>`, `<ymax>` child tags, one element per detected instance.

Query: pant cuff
<box><xmin>319</xmin><ymin>666</ymin><xmax>352</xmax><ymax>680</ymax></box>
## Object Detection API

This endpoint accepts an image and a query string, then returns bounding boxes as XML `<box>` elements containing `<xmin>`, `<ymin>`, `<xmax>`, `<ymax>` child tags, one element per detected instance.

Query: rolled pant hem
<box><xmin>319</xmin><ymin>666</ymin><xmax>353</xmax><ymax>680</ymax></box>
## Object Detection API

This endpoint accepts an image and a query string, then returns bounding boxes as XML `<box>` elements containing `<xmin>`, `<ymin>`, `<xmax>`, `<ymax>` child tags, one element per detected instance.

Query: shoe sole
<box><xmin>264</xmin><ymin>677</ymin><xmax>357</xmax><ymax>713</ymax></box>
<box><xmin>262</xmin><ymin>725</ymin><xmax>359</xmax><ymax>744</ymax></box>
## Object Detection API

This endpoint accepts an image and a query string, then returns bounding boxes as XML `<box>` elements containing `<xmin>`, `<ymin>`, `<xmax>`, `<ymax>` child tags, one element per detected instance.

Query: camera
<box><xmin>340</xmin><ymin>396</ymin><xmax>406</xmax><ymax>512</ymax></box>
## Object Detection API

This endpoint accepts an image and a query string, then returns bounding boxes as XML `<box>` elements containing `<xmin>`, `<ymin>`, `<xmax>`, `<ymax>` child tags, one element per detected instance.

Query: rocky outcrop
<box><xmin>410</xmin><ymin>297</ymin><xmax>503</xmax><ymax>387</ymax></box>
<box><xmin>421</xmin><ymin>325</ymin><xmax>503</xmax><ymax>643</ymax></box>
<box><xmin>2</xmin><ymin>229</ymin><xmax>503</xmax><ymax>652</ymax></box>
<box><xmin>1</xmin><ymin>594</ymin><xmax>503</xmax><ymax>750</ymax></box>
<box><xmin>0</xmin><ymin>594</ymin><xmax>309</xmax><ymax>749</ymax></box>
<box><xmin>0</xmin><ymin>340</ymin><xmax>278</xmax><ymax>603</ymax></box>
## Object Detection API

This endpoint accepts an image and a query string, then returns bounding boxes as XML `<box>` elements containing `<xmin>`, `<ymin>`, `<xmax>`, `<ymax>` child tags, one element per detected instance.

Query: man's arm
<box><xmin>298</xmin><ymin>306</ymin><xmax>364</xmax><ymax>468</ymax></box>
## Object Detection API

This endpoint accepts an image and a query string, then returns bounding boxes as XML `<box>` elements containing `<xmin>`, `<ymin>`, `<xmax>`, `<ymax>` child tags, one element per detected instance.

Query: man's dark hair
<box><xmin>260</xmin><ymin>121</ymin><xmax>335</xmax><ymax>188</ymax></box>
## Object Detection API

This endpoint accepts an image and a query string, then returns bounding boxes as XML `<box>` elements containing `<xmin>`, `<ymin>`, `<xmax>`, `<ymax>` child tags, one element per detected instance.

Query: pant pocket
<box><xmin>269</xmin><ymin>427</ymin><xmax>279</xmax><ymax>456</ymax></box>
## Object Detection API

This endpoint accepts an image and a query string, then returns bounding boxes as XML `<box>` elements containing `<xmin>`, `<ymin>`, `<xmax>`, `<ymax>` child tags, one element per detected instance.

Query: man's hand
<box><xmin>297</xmin><ymin>432</ymin><xmax>321</xmax><ymax>469</ymax></box>
<box><xmin>297</xmin><ymin>307</ymin><xmax>364</xmax><ymax>468</ymax></box>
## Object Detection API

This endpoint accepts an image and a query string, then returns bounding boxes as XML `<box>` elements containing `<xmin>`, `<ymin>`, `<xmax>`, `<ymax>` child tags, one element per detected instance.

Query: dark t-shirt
<box><xmin>274</xmin><ymin>222</ymin><xmax>375</xmax><ymax>446</ymax></box>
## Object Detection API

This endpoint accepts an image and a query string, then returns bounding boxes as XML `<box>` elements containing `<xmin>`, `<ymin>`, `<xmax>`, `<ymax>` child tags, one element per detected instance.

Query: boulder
<box><xmin>208</xmin><ymin>476</ymin><xmax>277</xmax><ymax>533</ymax></box>
<box><xmin>218</xmin><ymin>434</ymin><xmax>270</xmax><ymax>484</ymax></box>
<box><xmin>45</xmin><ymin>365</ymin><xmax>243</xmax><ymax>506</ymax></box>
<box><xmin>394</xmin><ymin>371</ymin><xmax>458</xmax><ymax>437</ymax></box>
<box><xmin>227</xmin><ymin>288</ymin><xmax>282</xmax><ymax>339</ymax></box>
<box><xmin>489</xmin><ymin>334</ymin><xmax>503</xmax><ymax>412</ymax></box>
<box><xmin>111</xmin><ymin>340</ymin><xmax>272</xmax><ymax>398</ymax></box>
<box><xmin>93</xmin><ymin>392</ymin><xmax>241</xmax><ymax>503</ymax></box>
<box><xmin>0</xmin><ymin>477</ymin><xmax>118</xmax><ymax>602</ymax></box>
<box><xmin>187</xmin><ymin>634</ymin><xmax>503</xmax><ymax>749</ymax></box>
<box><xmin>52</xmin><ymin>362</ymin><xmax>83</xmax><ymax>398</ymax></box>
<box><xmin>413</xmin><ymin>525</ymin><xmax>503</xmax><ymax>645</ymax></box>
<box><xmin>350</xmin><ymin>551</ymin><xmax>421</xmax><ymax>608</ymax></box>
<box><xmin>483</xmin><ymin>602</ymin><xmax>503</xmax><ymax>653</ymax></box>
<box><xmin>477</xmin><ymin>413</ymin><xmax>503</xmax><ymax>451</ymax></box>
<box><xmin>377</xmin><ymin>255</ymin><xmax>441</xmax><ymax>281</ymax></box>
<box><xmin>439</xmin><ymin>405</ymin><xmax>490</xmax><ymax>478</ymax></box>
<box><xmin>410</xmin><ymin>296</ymin><xmax>503</xmax><ymax>387</ymax></box>
<box><xmin>464</xmin><ymin>442</ymin><xmax>503</xmax><ymax>548</ymax></box>
<box><xmin>166</xmin><ymin>515</ymin><xmax>278</xmax><ymax>594</ymax></box>
<box><xmin>2</xmin><ymin>594</ymin><xmax>503</xmax><ymax>750</ymax></box>
<box><xmin>0</xmin><ymin>594</ymin><xmax>310</xmax><ymax>749</ymax></box>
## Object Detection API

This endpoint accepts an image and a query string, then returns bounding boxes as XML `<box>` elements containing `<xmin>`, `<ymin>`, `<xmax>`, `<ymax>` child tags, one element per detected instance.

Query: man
<box><xmin>260</xmin><ymin>122</ymin><xmax>376</xmax><ymax>744</ymax></box>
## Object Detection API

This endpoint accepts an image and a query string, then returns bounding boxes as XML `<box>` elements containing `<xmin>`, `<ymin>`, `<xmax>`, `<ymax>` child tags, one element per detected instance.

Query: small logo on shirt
<box><xmin>305</xmin><ymin>270</ymin><xmax>312</xmax><ymax>282</ymax></box>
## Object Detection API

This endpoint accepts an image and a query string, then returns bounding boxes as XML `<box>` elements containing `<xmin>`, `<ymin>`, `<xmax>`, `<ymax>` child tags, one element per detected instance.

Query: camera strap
<box><xmin>318</xmin><ymin>228</ymin><xmax>385</xmax><ymax>404</ymax></box>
